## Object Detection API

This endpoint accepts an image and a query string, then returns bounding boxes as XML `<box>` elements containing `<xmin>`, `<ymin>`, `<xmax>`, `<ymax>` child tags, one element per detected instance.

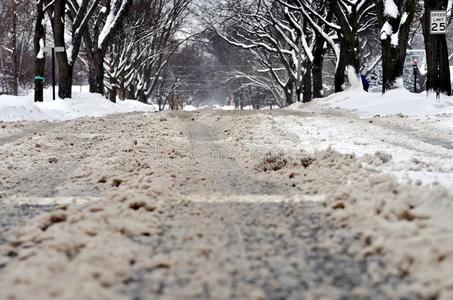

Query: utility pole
<box><xmin>11</xmin><ymin>0</ymin><xmax>18</xmax><ymax>95</ymax></box>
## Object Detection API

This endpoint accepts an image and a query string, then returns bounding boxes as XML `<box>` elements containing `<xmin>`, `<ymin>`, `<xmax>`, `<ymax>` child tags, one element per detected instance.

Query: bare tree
<box><xmin>0</xmin><ymin>0</ymin><xmax>35</xmax><ymax>95</ymax></box>
<box><xmin>215</xmin><ymin>0</ymin><xmax>313</xmax><ymax>104</ymax></box>
<box><xmin>39</xmin><ymin>0</ymin><xmax>108</xmax><ymax>98</ymax></box>
<box><xmin>331</xmin><ymin>0</ymin><xmax>376</xmax><ymax>91</ymax></box>
<box><xmin>105</xmin><ymin>0</ymin><xmax>193</xmax><ymax>103</ymax></box>
<box><xmin>82</xmin><ymin>0</ymin><xmax>132</xmax><ymax>95</ymax></box>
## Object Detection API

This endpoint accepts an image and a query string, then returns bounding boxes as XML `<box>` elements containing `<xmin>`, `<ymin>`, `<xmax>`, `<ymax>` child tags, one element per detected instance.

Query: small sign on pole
<box><xmin>430</xmin><ymin>10</ymin><xmax>447</xmax><ymax>35</ymax></box>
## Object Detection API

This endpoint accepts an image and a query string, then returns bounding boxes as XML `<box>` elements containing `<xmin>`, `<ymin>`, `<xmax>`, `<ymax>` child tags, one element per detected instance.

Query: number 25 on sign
<box><xmin>430</xmin><ymin>11</ymin><xmax>447</xmax><ymax>35</ymax></box>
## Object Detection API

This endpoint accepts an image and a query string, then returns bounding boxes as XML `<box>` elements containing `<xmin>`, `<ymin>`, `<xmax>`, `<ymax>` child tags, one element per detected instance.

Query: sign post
<box><xmin>43</xmin><ymin>46</ymin><xmax>65</xmax><ymax>100</ymax></box>
<box><xmin>430</xmin><ymin>10</ymin><xmax>447</xmax><ymax>99</ymax></box>
<box><xmin>413</xmin><ymin>60</ymin><xmax>418</xmax><ymax>93</ymax></box>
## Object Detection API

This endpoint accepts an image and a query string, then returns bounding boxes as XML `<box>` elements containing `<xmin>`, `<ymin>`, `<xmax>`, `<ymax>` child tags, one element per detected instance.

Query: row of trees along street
<box><xmin>208</xmin><ymin>0</ymin><xmax>453</xmax><ymax>106</ymax></box>
<box><xmin>1</xmin><ymin>0</ymin><xmax>453</xmax><ymax>108</ymax></box>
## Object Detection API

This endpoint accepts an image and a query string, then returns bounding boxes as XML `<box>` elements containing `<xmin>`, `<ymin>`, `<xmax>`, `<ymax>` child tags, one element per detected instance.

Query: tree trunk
<box><xmin>109</xmin><ymin>84</ymin><xmax>117</xmax><ymax>103</ymax></box>
<box><xmin>422</xmin><ymin>0</ymin><xmax>451</xmax><ymax>95</ymax></box>
<box><xmin>377</xmin><ymin>0</ymin><xmax>415</xmax><ymax>92</ymax></box>
<box><xmin>312</xmin><ymin>36</ymin><xmax>325</xmax><ymax>98</ymax></box>
<box><xmin>52</xmin><ymin>0</ymin><xmax>73</xmax><ymax>99</ymax></box>
<box><xmin>34</xmin><ymin>1</ymin><xmax>45</xmax><ymax>102</ymax></box>
<box><xmin>88</xmin><ymin>50</ymin><xmax>105</xmax><ymax>95</ymax></box>
<box><xmin>126</xmin><ymin>85</ymin><xmax>135</xmax><ymax>100</ymax></box>
<box><xmin>303</xmin><ymin>61</ymin><xmax>313</xmax><ymax>103</ymax></box>
<box><xmin>284</xmin><ymin>80</ymin><xmax>294</xmax><ymax>106</ymax></box>
<box><xmin>83</xmin><ymin>0</ymin><xmax>132</xmax><ymax>96</ymax></box>
<box><xmin>332</xmin><ymin>0</ymin><xmax>361</xmax><ymax>92</ymax></box>
<box><xmin>57</xmin><ymin>62</ymin><xmax>73</xmax><ymax>99</ymax></box>
<box><xmin>158</xmin><ymin>96</ymin><xmax>163</xmax><ymax>111</ymax></box>
<box><xmin>335</xmin><ymin>46</ymin><xmax>346</xmax><ymax>92</ymax></box>
<box><xmin>312</xmin><ymin>6</ymin><xmax>331</xmax><ymax>98</ymax></box>
<box><xmin>11</xmin><ymin>0</ymin><xmax>18</xmax><ymax>96</ymax></box>
<box><xmin>138</xmin><ymin>92</ymin><xmax>146</xmax><ymax>103</ymax></box>
<box><xmin>119</xmin><ymin>78</ymin><xmax>125</xmax><ymax>100</ymax></box>
<box><xmin>240</xmin><ymin>90</ymin><xmax>244</xmax><ymax>110</ymax></box>
<box><xmin>380</xmin><ymin>39</ymin><xmax>409</xmax><ymax>91</ymax></box>
<box><xmin>335</xmin><ymin>37</ymin><xmax>360</xmax><ymax>92</ymax></box>
<box><xmin>83</xmin><ymin>31</ymin><xmax>105</xmax><ymax>95</ymax></box>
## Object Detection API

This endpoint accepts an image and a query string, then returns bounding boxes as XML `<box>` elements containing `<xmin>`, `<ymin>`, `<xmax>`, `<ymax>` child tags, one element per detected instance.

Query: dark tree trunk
<box><xmin>83</xmin><ymin>0</ymin><xmax>132</xmax><ymax>96</ymax></box>
<box><xmin>109</xmin><ymin>85</ymin><xmax>117</xmax><ymax>103</ymax></box>
<box><xmin>119</xmin><ymin>79</ymin><xmax>125</xmax><ymax>100</ymax></box>
<box><xmin>57</xmin><ymin>62</ymin><xmax>73</xmax><ymax>99</ymax></box>
<box><xmin>335</xmin><ymin>46</ymin><xmax>347</xmax><ymax>92</ymax></box>
<box><xmin>380</xmin><ymin>40</ymin><xmax>409</xmax><ymax>91</ymax></box>
<box><xmin>303</xmin><ymin>61</ymin><xmax>312</xmax><ymax>103</ymax></box>
<box><xmin>52</xmin><ymin>0</ymin><xmax>73</xmax><ymax>99</ymax></box>
<box><xmin>332</xmin><ymin>0</ymin><xmax>361</xmax><ymax>92</ymax></box>
<box><xmin>335</xmin><ymin>37</ymin><xmax>360</xmax><ymax>92</ymax></box>
<box><xmin>312</xmin><ymin>36</ymin><xmax>325</xmax><ymax>98</ymax></box>
<box><xmin>83</xmin><ymin>32</ymin><xmax>105</xmax><ymax>95</ymax></box>
<box><xmin>240</xmin><ymin>90</ymin><xmax>244</xmax><ymax>110</ymax></box>
<box><xmin>422</xmin><ymin>0</ymin><xmax>451</xmax><ymax>95</ymax></box>
<box><xmin>284</xmin><ymin>80</ymin><xmax>294</xmax><ymax>106</ymax></box>
<box><xmin>88</xmin><ymin>50</ymin><xmax>105</xmax><ymax>95</ymax></box>
<box><xmin>138</xmin><ymin>92</ymin><xmax>147</xmax><ymax>103</ymax></box>
<box><xmin>34</xmin><ymin>2</ymin><xmax>45</xmax><ymax>102</ymax></box>
<box><xmin>312</xmin><ymin>6</ymin><xmax>331</xmax><ymax>98</ymax></box>
<box><xmin>126</xmin><ymin>85</ymin><xmax>135</xmax><ymax>100</ymax></box>
<box><xmin>377</xmin><ymin>0</ymin><xmax>416</xmax><ymax>92</ymax></box>
<box><xmin>158</xmin><ymin>96</ymin><xmax>163</xmax><ymax>111</ymax></box>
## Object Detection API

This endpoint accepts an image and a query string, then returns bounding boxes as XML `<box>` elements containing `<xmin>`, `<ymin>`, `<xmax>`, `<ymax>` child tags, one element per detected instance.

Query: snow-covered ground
<box><xmin>0</xmin><ymin>90</ymin><xmax>252</xmax><ymax>122</ymax></box>
<box><xmin>275</xmin><ymin>88</ymin><xmax>453</xmax><ymax>189</ymax></box>
<box><xmin>0</xmin><ymin>89</ymin><xmax>159</xmax><ymax>122</ymax></box>
<box><xmin>291</xmin><ymin>87</ymin><xmax>453</xmax><ymax>118</ymax></box>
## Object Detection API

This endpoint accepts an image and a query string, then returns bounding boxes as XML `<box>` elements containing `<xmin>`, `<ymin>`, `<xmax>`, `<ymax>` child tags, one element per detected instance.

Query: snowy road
<box><xmin>0</xmin><ymin>109</ymin><xmax>452</xmax><ymax>299</ymax></box>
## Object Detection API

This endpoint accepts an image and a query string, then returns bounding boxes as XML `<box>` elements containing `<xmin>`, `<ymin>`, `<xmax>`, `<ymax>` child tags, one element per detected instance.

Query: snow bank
<box><xmin>290</xmin><ymin>88</ymin><xmax>453</xmax><ymax>118</ymax></box>
<box><xmin>0</xmin><ymin>96</ymin><xmax>47</xmax><ymax>122</ymax></box>
<box><xmin>252</xmin><ymin>113</ymin><xmax>453</xmax><ymax>189</ymax></box>
<box><xmin>0</xmin><ymin>90</ymin><xmax>158</xmax><ymax>122</ymax></box>
<box><xmin>182</xmin><ymin>105</ymin><xmax>198</xmax><ymax>111</ymax></box>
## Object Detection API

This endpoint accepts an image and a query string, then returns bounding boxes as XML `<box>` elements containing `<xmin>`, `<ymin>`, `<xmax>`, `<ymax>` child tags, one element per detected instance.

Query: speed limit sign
<box><xmin>430</xmin><ymin>10</ymin><xmax>447</xmax><ymax>34</ymax></box>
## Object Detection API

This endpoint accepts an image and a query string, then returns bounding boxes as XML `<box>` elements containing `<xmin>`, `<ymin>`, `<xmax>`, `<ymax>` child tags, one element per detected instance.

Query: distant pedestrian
<box><xmin>361</xmin><ymin>74</ymin><xmax>370</xmax><ymax>92</ymax></box>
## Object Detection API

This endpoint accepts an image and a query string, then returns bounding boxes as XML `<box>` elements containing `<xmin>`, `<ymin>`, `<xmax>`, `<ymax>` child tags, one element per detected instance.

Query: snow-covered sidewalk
<box><xmin>291</xmin><ymin>88</ymin><xmax>453</xmax><ymax>118</ymax></box>
<box><xmin>0</xmin><ymin>90</ymin><xmax>158</xmax><ymax>122</ymax></box>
